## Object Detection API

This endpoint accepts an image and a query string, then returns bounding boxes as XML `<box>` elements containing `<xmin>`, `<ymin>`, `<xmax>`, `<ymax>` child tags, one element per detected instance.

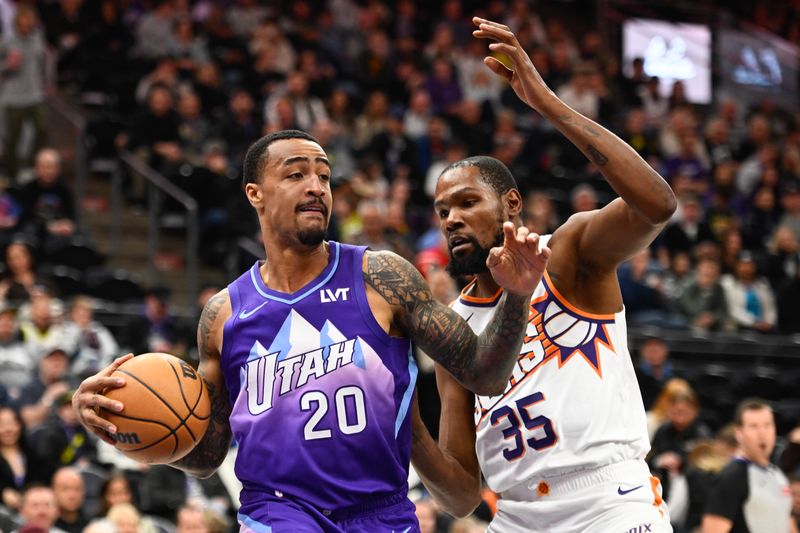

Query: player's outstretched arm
<box><xmin>363</xmin><ymin>244</ymin><xmax>547</xmax><ymax>396</ymax></box>
<box><xmin>169</xmin><ymin>289</ymin><xmax>233</xmax><ymax>478</ymax></box>
<box><xmin>474</xmin><ymin>17</ymin><xmax>676</xmax><ymax>269</ymax></box>
<box><xmin>411</xmin><ymin>367</ymin><xmax>481</xmax><ymax>517</ymax></box>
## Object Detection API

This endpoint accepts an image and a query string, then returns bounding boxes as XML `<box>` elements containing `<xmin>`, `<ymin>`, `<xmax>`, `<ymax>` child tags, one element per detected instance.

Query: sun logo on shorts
<box><xmin>536</xmin><ymin>481</ymin><xmax>550</xmax><ymax>497</ymax></box>
<box><xmin>530</xmin><ymin>299</ymin><xmax>616</xmax><ymax>378</ymax></box>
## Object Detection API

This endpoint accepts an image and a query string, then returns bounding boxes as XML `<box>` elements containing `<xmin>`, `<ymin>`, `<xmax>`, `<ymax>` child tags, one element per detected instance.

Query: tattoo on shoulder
<box><xmin>363</xmin><ymin>251</ymin><xmax>432</xmax><ymax>313</ymax></box>
<box><xmin>198</xmin><ymin>289</ymin><xmax>228</xmax><ymax>357</ymax></box>
<box><xmin>586</xmin><ymin>144</ymin><xmax>609</xmax><ymax>166</ymax></box>
<box><xmin>363</xmin><ymin>251</ymin><xmax>475</xmax><ymax>382</ymax></box>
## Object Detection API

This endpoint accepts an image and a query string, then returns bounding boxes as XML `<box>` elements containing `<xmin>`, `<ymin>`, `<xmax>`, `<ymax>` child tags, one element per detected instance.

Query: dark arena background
<box><xmin>0</xmin><ymin>0</ymin><xmax>798</xmax><ymax>532</ymax></box>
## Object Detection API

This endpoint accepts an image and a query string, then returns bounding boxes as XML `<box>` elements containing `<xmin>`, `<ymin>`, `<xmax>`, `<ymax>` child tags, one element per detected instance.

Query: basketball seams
<box><xmin>105</xmin><ymin>410</ymin><xmax>179</xmax><ymax>455</ymax></box>
<box><xmin>166</xmin><ymin>361</ymin><xmax>198</xmax><ymax>442</ymax></box>
<box><xmin>108</xmin><ymin>354</ymin><xmax>211</xmax><ymax>463</ymax></box>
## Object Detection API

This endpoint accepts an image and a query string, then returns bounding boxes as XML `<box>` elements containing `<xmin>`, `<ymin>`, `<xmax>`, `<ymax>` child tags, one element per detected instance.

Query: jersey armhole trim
<box><xmin>543</xmin><ymin>271</ymin><xmax>617</xmax><ymax>320</ymax></box>
<box><xmin>221</xmin><ymin>283</ymin><xmax>240</xmax><ymax>364</ymax></box>
<box><xmin>353</xmin><ymin>247</ymin><xmax>410</xmax><ymax>349</ymax></box>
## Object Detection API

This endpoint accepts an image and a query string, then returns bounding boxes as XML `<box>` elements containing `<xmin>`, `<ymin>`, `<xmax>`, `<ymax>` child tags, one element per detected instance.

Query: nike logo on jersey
<box><xmin>617</xmin><ymin>484</ymin><xmax>643</xmax><ymax>495</ymax></box>
<box><xmin>464</xmin><ymin>313</ymin><xmax>474</xmax><ymax>323</ymax></box>
<box><xmin>239</xmin><ymin>302</ymin><xmax>267</xmax><ymax>320</ymax></box>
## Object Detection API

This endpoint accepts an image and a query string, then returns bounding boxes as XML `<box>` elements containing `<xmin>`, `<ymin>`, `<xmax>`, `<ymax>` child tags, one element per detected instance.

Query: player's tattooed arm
<box><xmin>170</xmin><ymin>289</ymin><xmax>233</xmax><ymax>478</ymax></box>
<box><xmin>364</xmin><ymin>251</ymin><xmax>530</xmax><ymax>396</ymax></box>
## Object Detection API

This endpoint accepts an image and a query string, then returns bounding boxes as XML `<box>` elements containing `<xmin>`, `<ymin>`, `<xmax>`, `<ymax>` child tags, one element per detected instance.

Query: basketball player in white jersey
<box><xmin>411</xmin><ymin>17</ymin><xmax>676</xmax><ymax>533</ymax></box>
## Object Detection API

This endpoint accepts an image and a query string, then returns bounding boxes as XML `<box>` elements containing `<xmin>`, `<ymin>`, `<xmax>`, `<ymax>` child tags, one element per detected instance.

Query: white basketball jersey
<box><xmin>451</xmin><ymin>239</ymin><xmax>650</xmax><ymax>494</ymax></box>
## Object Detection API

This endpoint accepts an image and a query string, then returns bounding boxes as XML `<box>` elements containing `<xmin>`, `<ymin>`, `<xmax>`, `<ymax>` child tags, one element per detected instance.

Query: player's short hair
<box><xmin>734</xmin><ymin>398</ymin><xmax>772</xmax><ymax>426</ymax></box>
<box><xmin>242</xmin><ymin>130</ymin><xmax>320</xmax><ymax>188</ymax></box>
<box><xmin>440</xmin><ymin>155</ymin><xmax>518</xmax><ymax>197</ymax></box>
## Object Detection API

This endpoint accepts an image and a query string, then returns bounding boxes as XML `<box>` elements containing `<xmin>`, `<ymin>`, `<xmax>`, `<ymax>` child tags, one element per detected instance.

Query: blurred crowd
<box><xmin>0</xmin><ymin>0</ymin><xmax>796</xmax><ymax>532</ymax></box>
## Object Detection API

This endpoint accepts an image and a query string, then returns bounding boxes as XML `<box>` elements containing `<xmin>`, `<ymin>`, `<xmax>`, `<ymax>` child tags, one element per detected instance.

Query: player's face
<box><xmin>249</xmin><ymin>139</ymin><xmax>332</xmax><ymax>248</ymax></box>
<box><xmin>434</xmin><ymin>167</ymin><xmax>508</xmax><ymax>276</ymax></box>
<box><xmin>735</xmin><ymin>407</ymin><xmax>776</xmax><ymax>466</ymax></box>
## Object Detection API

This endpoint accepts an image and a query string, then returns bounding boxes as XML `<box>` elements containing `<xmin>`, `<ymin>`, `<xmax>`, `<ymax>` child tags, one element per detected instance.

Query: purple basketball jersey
<box><xmin>221</xmin><ymin>242</ymin><xmax>417</xmax><ymax>512</ymax></box>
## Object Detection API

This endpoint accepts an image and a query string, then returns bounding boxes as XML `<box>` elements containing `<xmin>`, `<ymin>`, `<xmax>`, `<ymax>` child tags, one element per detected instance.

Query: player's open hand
<box><xmin>472</xmin><ymin>17</ymin><xmax>553</xmax><ymax>112</ymax></box>
<box><xmin>487</xmin><ymin>222</ymin><xmax>550</xmax><ymax>296</ymax></box>
<box><xmin>72</xmin><ymin>353</ymin><xmax>134</xmax><ymax>444</ymax></box>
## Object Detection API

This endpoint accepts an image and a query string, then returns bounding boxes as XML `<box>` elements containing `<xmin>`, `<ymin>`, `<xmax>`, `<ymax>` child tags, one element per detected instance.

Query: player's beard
<box><xmin>297</xmin><ymin>225</ymin><xmax>327</xmax><ymax>246</ymax></box>
<box><xmin>446</xmin><ymin>226</ymin><xmax>504</xmax><ymax>277</ymax></box>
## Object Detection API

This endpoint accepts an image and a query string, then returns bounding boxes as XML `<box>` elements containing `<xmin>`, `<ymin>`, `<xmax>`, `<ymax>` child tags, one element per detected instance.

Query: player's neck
<box><xmin>260</xmin><ymin>241</ymin><xmax>330</xmax><ymax>293</ymax></box>
<box><xmin>472</xmin><ymin>272</ymin><xmax>502</xmax><ymax>299</ymax></box>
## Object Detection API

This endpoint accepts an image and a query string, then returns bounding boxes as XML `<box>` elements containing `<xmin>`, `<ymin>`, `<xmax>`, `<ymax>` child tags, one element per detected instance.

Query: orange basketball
<box><xmin>100</xmin><ymin>353</ymin><xmax>211</xmax><ymax>464</ymax></box>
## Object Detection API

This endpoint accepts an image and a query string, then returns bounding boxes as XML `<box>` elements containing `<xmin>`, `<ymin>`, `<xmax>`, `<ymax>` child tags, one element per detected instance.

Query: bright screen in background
<box><xmin>717</xmin><ymin>27</ymin><xmax>799</xmax><ymax>109</ymax></box>
<box><xmin>623</xmin><ymin>19</ymin><xmax>712</xmax><ymax>104</ymax></box>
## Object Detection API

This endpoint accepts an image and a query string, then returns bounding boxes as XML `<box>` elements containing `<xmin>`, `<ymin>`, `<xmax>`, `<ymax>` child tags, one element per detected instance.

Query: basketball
<box><xmin>99</xmin><ymin>353</ymin><xmax>211</xmax><ymax>464</ymax></box>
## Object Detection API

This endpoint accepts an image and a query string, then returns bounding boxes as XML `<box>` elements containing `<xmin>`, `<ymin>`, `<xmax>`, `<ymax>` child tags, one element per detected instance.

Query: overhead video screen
<box><xmin>717</xmin><ymin>27</ymin><xmax>799</xmax><ymax>108</ymax></box>
<box><xmin>623</xmin><ymin>18</ymin><xmax>712</xmax><ymax>104</ymax></box>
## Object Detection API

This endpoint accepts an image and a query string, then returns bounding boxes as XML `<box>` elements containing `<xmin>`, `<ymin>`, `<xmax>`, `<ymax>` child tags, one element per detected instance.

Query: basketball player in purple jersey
<box><xmin>411</xmin><ymin>17</ymin><xmax>677</xmax><ymax>533</ymax></box>
<box><xmin>72</xmin><ymin>130</ymin><xmax>551</xmax><ymax>532</ymax></box>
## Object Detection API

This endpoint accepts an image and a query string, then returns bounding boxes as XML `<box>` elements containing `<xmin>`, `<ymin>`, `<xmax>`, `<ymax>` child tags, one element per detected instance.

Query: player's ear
<box><xmin>504</xmin><ymin>189</ymin><xmax>523</xmax><ymax>219</ymax></box>
<box><xmin>245</xmin><ymin>182</ymin><xmax>264</xmax><ymax>209</ymax></box>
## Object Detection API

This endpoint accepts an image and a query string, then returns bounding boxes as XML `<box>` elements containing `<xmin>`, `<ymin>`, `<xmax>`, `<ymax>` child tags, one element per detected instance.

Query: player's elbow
<box><xmin>446</xmin><ymin>492</ymin><xmax>483</xmax><ymax>519</ymax></box>
<box><xmin>647</xmin><ymin>188</ymin><xmax>677</xmax><ymax>225</ymax></box>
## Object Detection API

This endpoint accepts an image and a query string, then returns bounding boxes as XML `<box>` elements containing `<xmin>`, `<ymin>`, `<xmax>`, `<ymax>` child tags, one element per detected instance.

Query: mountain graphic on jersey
<box><xmin>241</xmin><ymin>309</ymin><xmax>370</xmax><ymax>416</ymax></box>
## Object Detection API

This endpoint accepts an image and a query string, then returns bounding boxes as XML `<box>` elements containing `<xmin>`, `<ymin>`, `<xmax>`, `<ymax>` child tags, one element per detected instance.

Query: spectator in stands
<box><xmin>414</xmin><ymin>498</ymin><xmax>438</xmax><ymax>533</ymax></box>
<box><xmin>264</xmin><ymin>71</ymin><xmax>329</xmax><ymax>133</ymax></box>
<box><xmin>120</xmin><ymin>287</ymin><xmax>190</xmax><ymax>358</ymax></box>
<box><xmin>31</xmin><ymin>389</ymin><xmax>95</xmax><ymax>472</ymax></box>
<box><xmin>703</xmin><ymin>399</ymin><xmax>794</xmax><ymax>533</ymax></box>
<box><xmin>0</xmin><ymin>304</ymin><xmax>30</xmax><ymax>399</ymax></box>
<box><xmin>636</xmin><ymin>336</ymin><xmax>675</xmax><ymax>411</ymax></box>
<box><xmin>662</xmin><ymin>194</ymin><xmax>716</xmax><ymax>256</ymax></box>
<box><xmin>649</xmin><ymin>387</ymin><xmax>711</xmax><ymax>502</ymax></box>
<box><xmin>645</xmin><ymin>378</ymin><xmax>699</xmax><ymax>442</ymax></box>
<box><xmin>119</xmin><ymin>83</ymin><xmax>183</xmax><ymax>195</ymax></box>
<box><xmin>742</xmin><ymin>185</ymin><xmax>780</xmax><ymax>251</ymax></box>
<box><xmin>18</xmin><ymin>149</ymin><xmax>77</xmax><ymax>248</ymax></box>
<box><xmin>0</xmin><ymin>407</ymin><xmax>53</xmax><ymax>511</ymax></box>
<box><xmin>621</xmin><ymin>107</ymin><xmax>660</xmax><ymax>160</ymax></box>
<box><xmin>176</xmin><ymin>90</ymin><xmax>213</xmax><ymax>167</ymax></box>
<box><xmin>780</xmin><ymin>181</ymin><xmax>800</xmax><ymax>242</ymax></box>
<box><xmin>0</xmin><ymin>5</ymin><xmax>51</xmax><ymax>183</ymax></box>
<box><xmin>721</xmin><ymin>250</ymin><xmax>777</xmax><ymax>332</ymax></box>
<box><xmin>176</xmin><ymin>505</ymin><xmax>209</xmax><ymax>533</ymax></box>
<box><xmin>20</xmin><ymin>292</ymin><xmax>66</xmax><ymax>362</ymax></box>
<box><xmin>522</xmin><ymin>190</ymin><xmax>560</xmax><ymax>236</ymax></box>
<box><xmin>353</xmin><ymin>91</ymin><xmax>390</xmax><ymax>150</ymax></box>
<box><xmin>361</xmin><ymin>106</ymin><xmax>418</xmax><ymax>182</ymax></box>
<box><xmin>134</xmin><ymin>0</ymin><xmax>177</xmax><ymax>60</ymax></box>
<box><xmin>61</xmin><ymin>296</ymin><xmax>119</xmax><ymax>380</ymax></box>
<box><xmin>424</xmin><ymin>57</ymin><xmax>463</xmax><ymax>116</ymax></box>
<box><xmin>682</xmin><ymin>439</ymin><xmax>733</xmax><ymax>532</ymax></box>
<box><xmin>570</xmin><ymin>183</ymin><xmax>599</xmax><ymax>213</ymax></box>
<box><xmin>192</xmin><ymin>63</ymin><xmax>227</xmax><ymax>120</ymax></box>
<box><xmin>0</xmin><ymin>180</ymin><xmax>22</xmax><ymax>242</ymax></box>
<box><xmin>169</xmin><ymin>18</ymin><xmax>210</xmax><ymax>73</ymax></box>
<box><xmin>0</xmin><ymin>240</ymin><xmax>41</xmax><ymax>306</ymax></box>
<box><xmin>765</xmin><ymin>225</ymin><xmax>800</xmax><ymax>290</ymax></box>
<box><xmin>51</xmin><ymin>467</ymin><xmax>88</xmax><ymax>533</ymax></box>
<box><xmin>12</xmin><ymin>485</ymin><xmax>64</xmax><ymax>533</ymax></box>
<box><xmin>704</xmin><ymin>117</ymin><xmax>735</xmax><ymax>167</ymax></box>
<box><xmin>678</xmin><ymin>257</ymin><xmax>730</xmax><ymax>332</ymax></box>
<box><xmin>105</xmin><ymin>503</ymin><xmax>142</xmax><ymax>533</ymax></box>
<box><xmin>218</xmin><ymin>89</ymin><xmax>262</xmax><ymax>168</ymax></box>
<box><xmin>638</xmin><ymin>76</ymin><xmax>669</xmax><ymax>127</ymax></box>
<box><xmin>17</xmin><ymin>347</ymin><xmax>71</xmax><ymax>429</ymax></box>
<box><xmin>349</xmin><ymin>200</ymin><xmax>414</xmax><ymax>261</ymax></box>
<box><xmin>618</xmin><ymin>248</ymin><xmax>683</xmax><ymax>327</ymax></box>
<box><xmin>82</xmin><ymin>520</ymin><xmax>117</xmax><ymax>533</ymax></box>
<box><xmin>620</xmin><ymin>56</ymin><xmax>647</xmax><ymax>107</ymax></box>
<box><xmin>556</xmin><ymin>61</ymin><xmax>600</xmax><ymax>121</ymax></box>
<box><xmin>661</xmin><ymin>251</ymin><xmax>692</xmax><ymax>309</ymax></box>
<box><xmin>97</xmin><ymin>473</ymin><xmax>133</xmax><ymax>518</ymax></box>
